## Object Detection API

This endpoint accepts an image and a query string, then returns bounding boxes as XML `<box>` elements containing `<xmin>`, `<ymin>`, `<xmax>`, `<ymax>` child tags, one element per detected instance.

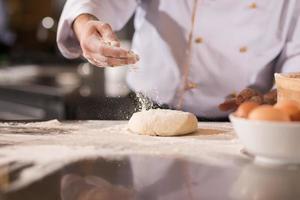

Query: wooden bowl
<box><xmin>275</xmin><ymin>73</ymin><xmax>300</xmax><ymax>104</ymax></box>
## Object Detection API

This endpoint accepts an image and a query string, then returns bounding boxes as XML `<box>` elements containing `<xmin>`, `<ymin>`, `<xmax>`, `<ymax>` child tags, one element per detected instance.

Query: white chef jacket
<box><xmin>57</xmin><ymin>0</ymin><xmax>300</xmax><ymax>118</ymax></box>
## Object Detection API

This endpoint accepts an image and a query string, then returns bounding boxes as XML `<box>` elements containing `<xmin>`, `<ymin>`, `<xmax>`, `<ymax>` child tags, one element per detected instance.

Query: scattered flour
<box><xmin>0</xmin><ymin>121</ymin><xmax>244</xmax><ymax>192</ymax></box>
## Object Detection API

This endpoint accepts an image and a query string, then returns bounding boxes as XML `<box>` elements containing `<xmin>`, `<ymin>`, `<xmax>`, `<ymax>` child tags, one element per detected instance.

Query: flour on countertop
<box><xmin>0</xmin><ymin>120</ymin><xmax>245</xmax><ymax>192</ymax></box>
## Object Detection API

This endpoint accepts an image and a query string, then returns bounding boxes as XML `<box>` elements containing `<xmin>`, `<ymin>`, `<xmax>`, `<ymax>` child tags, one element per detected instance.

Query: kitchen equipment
<box><xmin>230</xmin><ymin>114</ymin><xmax>300</xmax><ymax>165</ymax></box>
<box><xmin>0</xmin><ymin>64</ymin><xmax>137</xmax><ymax>120</ymax></box>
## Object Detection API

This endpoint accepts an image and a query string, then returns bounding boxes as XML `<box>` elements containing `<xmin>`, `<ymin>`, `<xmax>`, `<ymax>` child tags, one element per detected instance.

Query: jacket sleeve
<box><xmin>56</xmin><ymin>0</ymin><xmax>138</xmax><ymax>59</ymax></box>
<box><xmin>276</xmin><ymin>2</ymin><xmax>300</xmax><ymax>73</ymax></box>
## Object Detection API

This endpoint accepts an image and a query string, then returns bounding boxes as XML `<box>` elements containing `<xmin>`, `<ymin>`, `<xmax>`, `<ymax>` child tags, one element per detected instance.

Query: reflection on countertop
<box><xmin>0</xmin><ymin>64</ymin><xmax>136</xmax><ymax>121</ymax></box>
<box><xmin>1</xmin><ymin>155</ymin><xmax>300</xmax><ymax>200</ymax></box>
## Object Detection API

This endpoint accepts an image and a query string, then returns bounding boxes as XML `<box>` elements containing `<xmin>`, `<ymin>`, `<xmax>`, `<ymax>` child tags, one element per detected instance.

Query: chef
<box><xmin>57</xmin><ymin>0</ymin><xmax>300</xmax><ymax>119</ymax></box>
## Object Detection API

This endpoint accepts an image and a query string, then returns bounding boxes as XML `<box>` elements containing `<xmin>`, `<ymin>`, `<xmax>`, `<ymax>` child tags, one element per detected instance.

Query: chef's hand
<box><xmin>219</xmin><ymin>88</ymin><xmax>277</xmax><ymax>111</ymax></box>
<box><xmin>73</xmin><ymin>14</ymin><xmax>139</xmax><ymax>67</ymax></box>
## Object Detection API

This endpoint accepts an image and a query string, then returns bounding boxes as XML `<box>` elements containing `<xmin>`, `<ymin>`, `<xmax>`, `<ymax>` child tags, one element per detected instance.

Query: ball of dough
<box><xmin>128</xmin><ymin>109</ymin><xmax>198</xmax><ymax>136</ymax></box>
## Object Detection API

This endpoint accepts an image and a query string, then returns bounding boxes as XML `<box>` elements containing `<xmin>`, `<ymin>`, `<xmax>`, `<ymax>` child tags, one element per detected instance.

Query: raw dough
<box><xmin>128</xmin><ymin>109</ymin><xmax>198</xmax><ymax>136</ymax></box>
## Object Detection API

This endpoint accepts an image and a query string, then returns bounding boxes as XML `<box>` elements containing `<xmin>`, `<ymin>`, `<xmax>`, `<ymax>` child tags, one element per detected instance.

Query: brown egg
<box><xmin>274</xmin><ymin>99</ymin><xmax>300</xmax><ymax>121</ymax></box>
<box><xmin>248</xmin><ymin>105</ymin><xmax>291</xmax><ymax>121</ymax></box>
<box><xmin>235</xmin><ymin>101</ymin><xmax>260</xmax><ymax>118</ymax></box>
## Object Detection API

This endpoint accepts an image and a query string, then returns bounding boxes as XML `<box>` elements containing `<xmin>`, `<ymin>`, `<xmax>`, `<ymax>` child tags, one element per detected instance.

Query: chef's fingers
<box><xmin>263</xmin><ymin>89</ymin><xmax>277</xmax><ymax>105</ymax></box>
<box><xmin>106</xmin><ymin>57</ymin><xmax>138</xmax><ymax>67</ymax></box>
<box><xmin>84</xmin><ymin>52</ymin><xmax>107</xmax><ymax>62</ymax></box>
<box><xmin>220</xmin><ymin>88</ymin><xmax>266</xmax><ymax>112</ymax></box>
<box><xmin>81</xmin><ymin>32</ymin><xmax>139</xmax><ymax>60</ymax></box>
<box><xmin>94</xmin><ymin>56</ymin><xmax>138</xmax><ymax>67</ymax></box>
<box><xmin>219</xmin><ymin>95</ymin><xmax>264</xmax><ymax>112</ymax></box>
<box><xmin>98</xmin><ymin>45</ymin><xmax>137</xmax><ymax>59</ymax></box>
<box><xmin>85</xmin><ymin>53</ymin><xmax>138</xmax><ymax>67</ymax></box>
<box><xmin>236</xmin><ymin>88</ymin><xmax>261</xmax><ymax>105</ymax></box>
<box><xmin>85</xmin><ymin>56</ymin><xmax>107</xmax><ymax>67</ymax></box>
<box><xmin>225</xmin><ymin>92</ymin><xmax>237</xmax><ymax>100</ymax></box>
<box><xmin>82</xmin><ymin>36</ymin><xmax>128</xmax><ymax>58</ymax></box>
<box><xmin>219</xmin><ymin>99</ymin><xmax>238</xmax><ymax>111</ymax></box>
<box><xmin>95</xmin><ymin>22</ymin><xmax>120</xmax><ymax>47</ymax></box>
<box><xmin>248</xmin><ymin>95</ymin><xmax>264</xmax><ymax>105</ymax></box>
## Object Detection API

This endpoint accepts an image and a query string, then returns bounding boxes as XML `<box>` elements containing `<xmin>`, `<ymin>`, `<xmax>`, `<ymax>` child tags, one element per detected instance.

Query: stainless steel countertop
<box><xmin>0</xmin><ymin>120</ymin><xmax>299</xmax><ymax>200</ymax></box>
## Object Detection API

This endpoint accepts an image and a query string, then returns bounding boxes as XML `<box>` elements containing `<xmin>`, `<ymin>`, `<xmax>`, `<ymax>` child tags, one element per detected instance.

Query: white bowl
<box><xmin>230</xmin><ymin>114</ymin><xmax>300</xmax><ymax>165</ymax></box>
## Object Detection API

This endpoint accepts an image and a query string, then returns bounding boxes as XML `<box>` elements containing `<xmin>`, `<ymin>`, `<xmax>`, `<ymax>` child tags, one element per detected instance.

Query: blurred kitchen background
<box><xmin>0</xmin><ymin>0</ymin><xmax>137</xmax><ymax>121</ymax></box>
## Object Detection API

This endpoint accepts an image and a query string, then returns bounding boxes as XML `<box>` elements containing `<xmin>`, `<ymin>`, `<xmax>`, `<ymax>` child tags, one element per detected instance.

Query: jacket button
<box><xmin>195</xmin><ymin>37</ymin><xmax>204</xmax><ymax>44</ymax></box>
<box><xmin>185</xmin><ymin>81</ymin><xmax>198</xmax><ymax>90</ymax></box>
<box><xmin>249</xmin><ymin>2</ymin><xmax>257</xmax><ymax>9</ymax></box>
<box><xmin>239</xmin><ymin>46</ymin><xmax>248</xmax><ymax>53</ymax></box>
